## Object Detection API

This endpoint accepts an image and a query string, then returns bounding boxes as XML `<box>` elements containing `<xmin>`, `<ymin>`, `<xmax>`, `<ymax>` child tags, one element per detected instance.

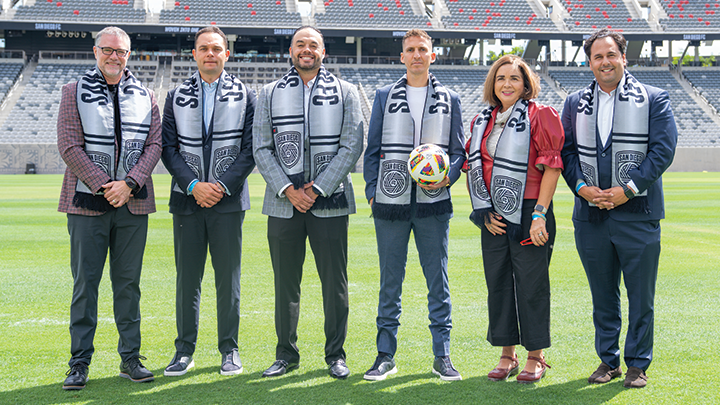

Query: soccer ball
<box><xmin>407</xmin><ymin>144</ymin><xmax>449</xmax><ymax>185</ymax></box>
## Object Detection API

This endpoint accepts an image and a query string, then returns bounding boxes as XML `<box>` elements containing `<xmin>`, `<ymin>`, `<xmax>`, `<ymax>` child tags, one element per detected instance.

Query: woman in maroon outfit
<box><xmin>465</xmin><ymin>54</ymin><xmax>564</xmax><ymax>383</ymax></box>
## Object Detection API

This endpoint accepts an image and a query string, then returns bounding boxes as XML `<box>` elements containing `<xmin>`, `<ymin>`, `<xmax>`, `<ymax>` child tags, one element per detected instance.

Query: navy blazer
<box><xmin>161</xmin><ymin>82</ymin><xmax>257</xmax><ymax>215</ymax></box>
<box><xmin>561</xmin><ymin>80</ymin><xmax>677</xmax><ymax>222</ymax></box>
<box><xmin>363</xmin><ymin>81</ymin><xmax>466</xmax><ymax>204</ymax></box>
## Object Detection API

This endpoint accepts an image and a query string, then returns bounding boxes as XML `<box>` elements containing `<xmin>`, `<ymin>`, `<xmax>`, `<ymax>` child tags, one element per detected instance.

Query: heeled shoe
<box><xmin>488</xmin><ymin>355</ymin><xmax>520</xmax><ymax>381</ymax></box>
<box><xmin>516</xmin><ymin>355</ymin><xmax>551</xmax><ymax>384</ymax></box>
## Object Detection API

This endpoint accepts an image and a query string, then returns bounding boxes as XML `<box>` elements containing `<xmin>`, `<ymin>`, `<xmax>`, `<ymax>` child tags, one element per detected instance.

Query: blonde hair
<box><xmin>482</xmin><ymin>54</ymin><xmax>540</xmax><ymax>107</ymax></box>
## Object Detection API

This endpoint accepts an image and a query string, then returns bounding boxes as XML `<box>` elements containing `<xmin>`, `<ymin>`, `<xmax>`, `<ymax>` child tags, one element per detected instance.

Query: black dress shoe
<box><xmin>262</xmin><ymin>360</ymin><xmax>298</xmax><ymax>377</ymax></box>
<box><xmin>62</xmin><ymin>363</ymin><xmax>88</xmax><ymax>390</ymax></box>
<box><xmin>329</xmin><ymin>359</ymin><xmax>350</xmax><ymax>379</ymax></box>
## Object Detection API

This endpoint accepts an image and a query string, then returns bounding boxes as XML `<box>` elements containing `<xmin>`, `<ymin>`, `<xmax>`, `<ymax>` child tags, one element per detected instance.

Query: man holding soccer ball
<box><xmin>362</xmin><ymin>29</ymin><xmax>466</xmax><ymax>381</ymax></box>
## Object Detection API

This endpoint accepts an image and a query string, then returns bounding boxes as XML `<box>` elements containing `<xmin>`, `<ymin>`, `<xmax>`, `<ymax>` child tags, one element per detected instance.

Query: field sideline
<box><xmin>0</xmin><ymin>172</ymin><xmax>718</xmax><ymax>404</ymax></box>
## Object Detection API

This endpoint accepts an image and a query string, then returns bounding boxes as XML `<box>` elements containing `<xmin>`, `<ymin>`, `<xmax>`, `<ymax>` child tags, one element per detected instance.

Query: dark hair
<box><xmin>402</xmin><ymin>28</ymin><xmax>432</xmax><ymax>49</ymax></box>
<box><xmin>583</xmin><ymin>28</ymin><xmax>627</xmax><ymax>58</ymax></box>
<box><xmin>194</xmin><ymin>26</ymin><xmax>228</xmax><ymax>50</ymax></box>
<box><xmin>482</xmin><ymin>54</ymin><xmax>540</xmax><ymax>107</ymax></box>
<box><xmin>292</xmin><ymin>25</ymin><xmax>324</xmax><ymax>48</ymax></box>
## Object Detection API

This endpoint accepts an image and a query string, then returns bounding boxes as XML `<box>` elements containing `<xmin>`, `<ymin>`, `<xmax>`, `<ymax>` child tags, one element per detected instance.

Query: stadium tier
<box><xmin>159</xmin><ymin>0</ymin><xmax>302</xmax><ymax>27</ymax></box>
<box><xmin>0</xmin><ymin>62</ymin><xmax>23</xmax><ymax>106</ymax></box>
<box><xmin>563</xmin><ymin>0</ymin><xmax>653</xmax><ymax>32</ymax></box>
<box><xmin>13</xmin><ymin>0</ymin><xmax>146</xmax><ymax>23</ymax></box>
<box><xmin>314</xmin><ymin>0</ymin><xmax>430</xmax><ymax>29</ymax></box>
<box><xmin>340</xmin><ymin>66</ymin><xmax>564</xmax><ymax>127</ymax></box>
<box><xmin>683</xmin><ymin>68</ymin><xmax>720</xmax><ymax>112</ymax></box>
<box><xmin>442</xmin><ymin>0</ymin><xmax>558</xmax><ymax>31</ymax></box>
<box><xmin>658</xmin><ymin>0</ymin><xmax>720</xmax><ymax>32</ymax></box>
<box><xmin>1</xmin><ymin>63</ymin><xmax>92</xmax><ymax>144</ymax></box>
<box><xmin>550</xmin><ymin>67</ymin><xmax>720</xmax><ymax>147</ymax></box>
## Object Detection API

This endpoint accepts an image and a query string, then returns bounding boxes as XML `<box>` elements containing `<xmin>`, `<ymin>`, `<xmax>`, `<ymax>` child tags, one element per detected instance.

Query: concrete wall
<box><xmin>1</xmin><ymin>143</ymin><xmax>718</xmax><ymax>175</ymax></box>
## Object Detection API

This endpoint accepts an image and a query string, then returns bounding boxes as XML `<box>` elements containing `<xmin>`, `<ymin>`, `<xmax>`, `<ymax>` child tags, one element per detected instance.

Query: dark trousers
<box><xmin>267</xmin><ymin>210</ymin><xmax>349</xmax><ymax>365</ymax></box>
<box><xmin>574</xmin><ymin>217</ymin><xmax>660</xmax><ymax>371</ymax></box>
<box><xmin>172</xmin><ymin>209</ymin><xmax>244</xmax><ymax>355</ymax></box>
<box><xmin>67</xmin><ymin>206</ymin><xmax>148</xmax><ymax>367</ymax></box>
<box><xmin>481</xmin><ymin>200</ymin><xmax>553</xmax><ymax>352</ymax></box>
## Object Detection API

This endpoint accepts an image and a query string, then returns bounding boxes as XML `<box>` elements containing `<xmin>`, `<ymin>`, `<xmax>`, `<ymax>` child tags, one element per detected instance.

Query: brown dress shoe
<box><xmin>488</xmin><ymin>355</ymin><xmax>519</xmax><ymax>381</ymax></box>
<box><xmin>623</xmin><ymin>366</ymin><xmax>648</xmax><ymax>388</ymax></box>
<box><xmin>588</xmin><ymin>363</ymin><xmax>622</xmax><ymax>384</ymax></box>
<box><xmin>516</xmin><ymin>356</ymin><xmax>550</xmax><ymax>384</ymax></box>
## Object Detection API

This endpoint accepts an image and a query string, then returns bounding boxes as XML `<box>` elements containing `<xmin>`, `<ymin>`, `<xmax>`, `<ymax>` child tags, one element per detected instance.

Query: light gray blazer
<box><xmin>253</xmin><ymin>75</ymin><xmax>364</xmax><ymax>219</ymax></box>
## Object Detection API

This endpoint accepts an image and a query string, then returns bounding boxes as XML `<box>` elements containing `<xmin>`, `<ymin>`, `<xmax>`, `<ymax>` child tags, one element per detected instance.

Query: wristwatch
<box><xmin>622</xmin><ymin>184</ymin><xmax>635</xmax><ymax>199</ymax></box>
<box><xmin>534</xmin><ymin>204</ymin><xmax>547</xmax><ymax>214</ymax></box>
<box><xmin>125</xmin><ymin>177</ymin><xmax>138</xmax><ymax>192</ymax></box>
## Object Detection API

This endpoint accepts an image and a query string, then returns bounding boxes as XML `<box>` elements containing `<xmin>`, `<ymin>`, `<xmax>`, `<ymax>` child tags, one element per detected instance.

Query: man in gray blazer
<box><xmin>253</xmin><ymin>26</ymin><xmax>364</xmax><ymax>380</ymax></box>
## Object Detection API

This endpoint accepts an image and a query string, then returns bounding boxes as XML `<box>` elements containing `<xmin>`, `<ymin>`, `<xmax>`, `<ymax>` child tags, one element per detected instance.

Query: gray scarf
<box><xmin>468</xmin><ymin>99</ymin><xmax>531</xmax><ymax>240</ymax></box>
<box><xmin>270</xmin><ymin>65</ymin><xmax>347</xmax><ymax>210</ymax></box>
<box><xmin>373</xmin><ymin>73</ymin><xmax>453</xmax><ymax>221</ymax></box>
<box><xmin>74</xmin><ymin>66</ymin><xmax>152</xmax><ymax>211</ymax></box>
<box><xmin>576</xmin><ymin>71</ymin><xmax>649</xmax><ymax>217</ymax></box>
<box><xmin>171</xmin><ymin>70</ymin><xmax>247</xmax><ymax>197</ymax></box>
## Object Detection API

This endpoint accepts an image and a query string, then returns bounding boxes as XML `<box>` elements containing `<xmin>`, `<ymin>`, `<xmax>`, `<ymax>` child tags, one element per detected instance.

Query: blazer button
<box><xmin>601</xmin><ymin>152</ymin><xmax>606</xmax><ymax>157</ymax></box>
<box><xmin>204</xmin><ymin>145</ymin><xmax>210</xmax><ymax>150</ymax></box>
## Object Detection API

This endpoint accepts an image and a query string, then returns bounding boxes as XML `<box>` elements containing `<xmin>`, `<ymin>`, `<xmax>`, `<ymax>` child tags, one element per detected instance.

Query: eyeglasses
<box><xmin>98</xmin><ymin>47</ymin><xmax>129</xmax><ymax>57</ymax></box>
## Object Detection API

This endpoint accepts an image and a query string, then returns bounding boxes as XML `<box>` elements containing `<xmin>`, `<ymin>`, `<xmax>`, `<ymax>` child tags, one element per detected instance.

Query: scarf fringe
<box><xmin>372</xmin><ymin>202</ymin><xmax>412</xmax><ymax>222</ymax></box>
<box><xmin>169</xmin><ymin>190</ymin><xmax>196</xmax><ymax>213</ymax></box>
<box><xmin>416</xmin><ymin>199</ymin><xmax>453</xmax><ymax>219</ymax></box>
<box><xmin>469</xmin><ymin>207</ymin><xmax>493</xmax><ymax>229</ymax></box>
<box><xmin>72</xmin><ymin>192</ymin><xmax>111</xmax><ymax>213</ymax></box>
<box><xmin>312</xmin><ymin>192</ymin><xmax>348</xmax><ymax>211</ymax></box>
<box><xmin>507</xmin><ymin>223</ymin><xmax>523</xmax><ymax>242</ymax></box>
<box><xmin>616</xmin><ymin>196</ymin><xmax>650</xmax><ymax>215</ymax></box>
<box><xmin>289</xmin><ymin>173</ymin><xmax>305</xmax><ymax>190</ymax></box>
<box><xmin>588</xmin><ymin>207</ymin><xmax>609</xmax><ymax>224</ymax></box>
<box><xmin>134</xmin><ymin>185</ymin><xmax>148</xmax><ymax>200</ymax></box>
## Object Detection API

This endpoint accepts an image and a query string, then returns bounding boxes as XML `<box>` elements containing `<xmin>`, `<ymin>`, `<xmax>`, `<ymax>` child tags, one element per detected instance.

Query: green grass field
<box><xmin>0</xmin><ymin>172</ymin><xmax>718</xmax><ymax>404</ymax></box>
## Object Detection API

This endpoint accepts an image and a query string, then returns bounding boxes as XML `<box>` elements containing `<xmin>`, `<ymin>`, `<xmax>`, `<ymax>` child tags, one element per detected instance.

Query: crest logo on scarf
<box><xmin>275</xmin><ymin>131</ymin><xmax>301</xmax><ymax>169</ymax></box>
<box><xmin>88</xmin><ymin>152</ymin><xmax>111</xmax><ymax>174</ymax></box>
<box><xmin>615</xmin><ymin>150</ymin><xmax>645</xmax><ymax>184</ymax></box>
<box><xmin>213</xmin><ymin>145</ymin><xmax>240</xmax><ymax>179</ymax></box>
<box><xmin>492</xmin><ymin>175</ymin><xmax>521</xmax><ymax>215</ymax></box>
<box><xmin>314</xmin><ymin>152</ymin><xmax>336</xmax><ymax>175</ymax></box>
<box><xmin>180</xmin><ymin>151</ymin><xmax>201</xmax><ymax>179</ymax></box>
<box><xmin>123</xmin><ymin>140</ymin><xmax>145</xmax><ymax>172</ymax></box>
<box><xmin>470</xmin><ymin>167</ymin><xmax>489</xmax><ymax>200</ymax></box>
<box><xmin>580</xmin><ymin>161</ymin><xmax>597</xmax><ymax>187</ymax></box>
<box><xmin>380</xmin><ymin>160</ymin><xmax>409</xmax><ymax>198</ymax></box>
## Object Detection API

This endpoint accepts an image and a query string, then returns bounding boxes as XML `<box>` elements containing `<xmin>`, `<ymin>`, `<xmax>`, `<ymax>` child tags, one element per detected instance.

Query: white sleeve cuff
<box><xmin>278</xmin><ymin>183</ymin><xmax>292</xmax><ymax>198</ymax></box>
<box><xmin>627</xmin><ymin>180</ymin><xmax>639</xmax><ymax>194</ymax></box>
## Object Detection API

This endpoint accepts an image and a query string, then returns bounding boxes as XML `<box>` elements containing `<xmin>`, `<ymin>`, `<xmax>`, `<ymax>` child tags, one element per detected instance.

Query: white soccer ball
<box><xmin>407</xmin><ymin>144</ymin><xmax>449</xmax><ymax>185</ymax></box>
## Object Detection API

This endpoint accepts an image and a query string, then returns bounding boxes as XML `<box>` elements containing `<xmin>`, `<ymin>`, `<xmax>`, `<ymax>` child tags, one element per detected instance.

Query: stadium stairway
<box><xmin>0</xmin><ymin>60</ymin><xmax>37</xmax><ymax>130</ymax></box>
<box><xmin>672</xmin><ymin>68</ymin><xmax>720</xmax><ymax>128</ymax></box>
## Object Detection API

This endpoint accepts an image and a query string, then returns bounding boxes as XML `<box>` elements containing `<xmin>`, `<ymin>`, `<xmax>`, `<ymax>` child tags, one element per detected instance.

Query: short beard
<box><xmin>292</xmin><ymin>55</ymin><xmax>322</xmax><ymax>72</ymax></box>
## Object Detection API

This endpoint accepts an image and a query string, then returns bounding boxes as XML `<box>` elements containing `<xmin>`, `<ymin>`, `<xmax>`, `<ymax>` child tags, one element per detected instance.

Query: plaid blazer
<box><xmin>253</xmin><ymin>75</ymin><xmax>364</xmax><ymax>219</ymax></box>
<box><xmin>57</xmin><ymin>80</ymin><xmax>162</xmax><ymax>216</ymax></box>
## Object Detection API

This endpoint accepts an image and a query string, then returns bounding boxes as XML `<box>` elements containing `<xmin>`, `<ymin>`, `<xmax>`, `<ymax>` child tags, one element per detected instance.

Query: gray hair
<box><xmin>95</xmin><ymin>26</ymin><xmax>131</xmax><ymax>50</ymax></box>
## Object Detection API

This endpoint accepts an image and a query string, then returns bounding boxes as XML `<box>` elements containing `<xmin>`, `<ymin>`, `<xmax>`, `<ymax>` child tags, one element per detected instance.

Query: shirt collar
<box><xmin>202</xmin><ymin>77</ymin><xmax>219</xmax><ymax>90</ymax></box>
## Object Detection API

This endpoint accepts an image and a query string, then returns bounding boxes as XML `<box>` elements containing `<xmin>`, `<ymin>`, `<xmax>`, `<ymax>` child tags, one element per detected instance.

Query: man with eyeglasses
<box><xmin>58</xmin><ymin>26</ymin><xmax>161</xmax><ymax>390</ymax></box>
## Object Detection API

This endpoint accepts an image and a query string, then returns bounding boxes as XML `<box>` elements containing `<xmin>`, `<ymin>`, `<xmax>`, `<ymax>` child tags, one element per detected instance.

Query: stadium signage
<box><xmin>164</xmin><ymin>26</ymin><xmax>200</xmax><ymax>33</ymax></box>
<box><xmin>274</xmin><ymin>29</ymin><xmax>295</xmax><ymax>35</ymax></box>
<box><xmin>36</xmin><ymin>23</ymin><xmax>61</xmax><ymax>30</ymax></box>
<box><xmin>392</xmin><ymin>31</ymin><xmax>405</xmax><ymax>37</ymax></box>
<box><xmin>494</xmin><ymin>33</ymin><xmax>516</xmax><ymax>39</ymax></box>
<box><xmin>683</xmin><ymin>34</ymin><xmax>706</xmax><ymax>40</ymax></box>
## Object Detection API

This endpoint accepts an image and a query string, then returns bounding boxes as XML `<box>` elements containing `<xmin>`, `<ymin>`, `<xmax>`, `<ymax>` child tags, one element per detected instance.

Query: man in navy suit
<box><xmin>161</xmin><ymin>26</ymin><xmax>255</xmax><ymax>377</ymax></box>
<box><xmin>561</xmin><ymin>29</ymin><xmax>677</xmax><ymax>388</ymax></box>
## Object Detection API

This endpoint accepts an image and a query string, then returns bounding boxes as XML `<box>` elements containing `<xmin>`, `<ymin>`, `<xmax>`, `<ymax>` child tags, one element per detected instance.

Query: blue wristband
<box><xmin>188</xmin><ymin>179</ymin><xmax>199</xmax><ymax>194</ymax></box>
<box><xmin>575</xmin><ymin>181</ymin><xmax>587</xmax><ymax>194</ymax></box>
<box><xmin>532</xmin><ymin>213</ymin><xmax>546</xmax><ymax>221</ymax></box>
